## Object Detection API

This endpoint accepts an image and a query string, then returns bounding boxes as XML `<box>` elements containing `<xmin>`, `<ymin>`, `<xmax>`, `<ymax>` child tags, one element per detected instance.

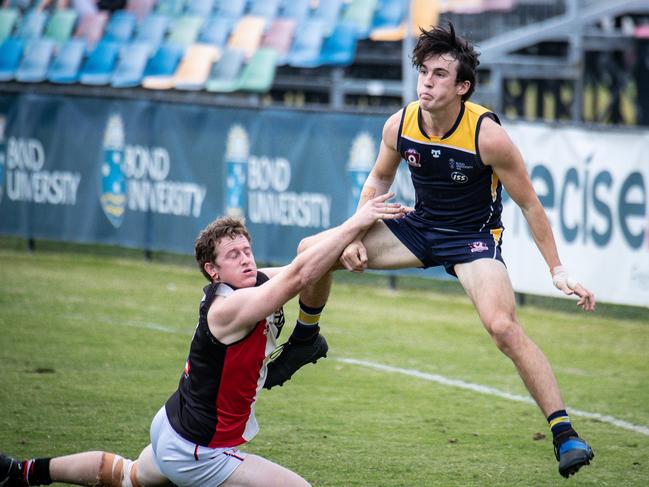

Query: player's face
<box><xmin>416</xmin><ymin>54</ymin><xmax>469</xmax><ymax>111</ymax></box>
<box><xmin>213</xmin><ymin>235</ymin><xmax>258</xmax><ymax>288</ymax></box>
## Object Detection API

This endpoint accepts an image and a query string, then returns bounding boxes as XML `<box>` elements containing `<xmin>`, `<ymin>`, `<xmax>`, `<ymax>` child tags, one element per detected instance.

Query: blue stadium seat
<box><xmin>198</xmin><ymin>16</ymin><xmax>233</xmax><ymax>47</ymax></box>
<box><xmin>0</xmin><ymin>37</ymin><xmax>24</xmax><ymax>81</ymax></box>
<box><xmin>185</xmin><ymin>0</ymin><xmax>215</xmax><ymax>16</ymax></box>
<box><xmin>287</xmin><ymin>19</ymin><xmax>325</xmax><ymax>68</ymax></box>
<box><xmin>15</xmin><ymin>38</ymin><xmax>55</xmax><ymax>82</ymax></box>
<box><xmin>111</xmin><ymin>41</ymin><xmax>151</xmax><ymax>87</ymax></box>
<box><xmin>318</xmin><ymin>22</ymin><xmax>358</xmax><ymax>67</ymax></box>
<box><xmin>279</xmin><ymin>0</ymin><xmax>310</xmax><ymax>22</ymax></box>
<box><xmin>341</xmin><ymin>0</ymin><xmax>378</xmax><ymax>39</ymax></box>
<box><xmin>80</xmin><ymin>40</ymin><xmax>121</xmax><ymax>85</ymax></box>
<box><xmin>0</xmin><ymin>8</ymin><xmax>20</xmax><ymax>43</ymax></box>
<box><xmin>16</xmin><ymin>9</ymin><xmax>47</xmax><ymax>39</ymax></box>
<box><xmin>312</xmin><ymin>0</ymin><xmax>342</xmax><ymax>35</ymax></box>
<box><xmin>48</xmin><ymin>38</ymin><xmax>86</xmax><ymax>84</ymax></box>
<box><xmin>215</xmin><ymin>0</ymin><xmax>246</xmax><ymax>21</ymax></box>
<box><xmin>371</xmin><ymin>0</ymin><xmax>406</xmax><ymax>30</ymax></box>
<box><xmin>156</xmin><ymin>0</ymin><xmax>186</xmax><ymax>17</ymax></box>
<box><xmin>104</xmin><ymin>11</ymin><xmax>138</xmax><ymax>43</ymax></box>
<box><xmin>134</xmin><ymin>13</ymin><xmax>169</xmax><ymax>51</ymax></box>
<box><xmin>205</xmin><ymin>47</ymin><xmax>245</xmax><ymax>92</ymax></box>
<box><xmin>141</xmin><ymin>41</ymin><xmax>184</xmax><ymax>89</ymax></box>
<box><xmin>250</xmin><ymin>0</ymin><xmax>281</xmax><ymax>21</ymax></box>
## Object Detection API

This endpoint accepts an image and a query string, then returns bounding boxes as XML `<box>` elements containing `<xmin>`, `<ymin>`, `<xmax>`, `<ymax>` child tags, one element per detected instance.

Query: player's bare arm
<box><xmin>340</xmin><ymin>110</ymin><xmax>404</xmax><ymax>271</ymax></box>
<box><xmin>209</xmin><ymin>193</ymin><xmax>405</xmax><ymax>342</ymax></box>
<box><xmin>478</xmin><ymin>118</ymin><xmax>595</xmax><ymax>311</ymax></box>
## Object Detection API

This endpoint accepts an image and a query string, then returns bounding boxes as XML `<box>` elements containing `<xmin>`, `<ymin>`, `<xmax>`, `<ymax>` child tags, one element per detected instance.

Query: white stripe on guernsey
<box><xmin>400</xmin><ymin>135</ymin><xmax>476</xmax><ymax>154</ymax></box>
<box><xmin>338</xmin><ymin>357</ymin><xmax>649</xmax><ymax>437</ymax></box>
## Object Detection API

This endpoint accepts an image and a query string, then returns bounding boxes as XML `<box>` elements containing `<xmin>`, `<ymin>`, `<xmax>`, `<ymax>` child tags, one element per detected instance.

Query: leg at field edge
<box><xmin>221</xmin><ymin>454</ymin><xmax>310</xmax><ymax>487</ymax></box>
<box><xmin>455</xmin><ymin>258</ymin><xmax>565</xmax><ymax>417</ymax></box>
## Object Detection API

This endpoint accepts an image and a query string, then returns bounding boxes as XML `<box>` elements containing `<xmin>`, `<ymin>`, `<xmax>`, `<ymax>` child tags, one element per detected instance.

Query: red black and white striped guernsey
<box><xmin>165</xmin><ymin>272</ymin><xmax>284</xmax><ymax>448</ymax></box>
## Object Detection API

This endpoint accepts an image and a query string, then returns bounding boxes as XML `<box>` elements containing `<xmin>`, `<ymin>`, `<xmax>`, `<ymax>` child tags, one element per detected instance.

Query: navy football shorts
<box><xmin>384</xmin><ymin>213</ymin><xmax>505</xmax><ymax>277</ymax></box>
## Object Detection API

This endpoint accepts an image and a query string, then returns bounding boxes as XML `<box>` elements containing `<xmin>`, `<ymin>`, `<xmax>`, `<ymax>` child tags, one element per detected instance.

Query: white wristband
<box><xmin>552</xmin><ymin>265</ymin><xmax>578</xmax><ymax>290</ymax></box>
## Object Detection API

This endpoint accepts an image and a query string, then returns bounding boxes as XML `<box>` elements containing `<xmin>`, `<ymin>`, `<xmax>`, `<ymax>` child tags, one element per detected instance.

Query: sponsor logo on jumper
<box><xmin>431</xmin><ymin>149</ymin><xmax>441</xmax><ymax>158</ymax></box>
<box><xmin>405</xmin><ymin>148</ymin><xmax>421</xmax><ymax>167</ymax></box>
<box><xmin>99</xmin><ymin>114</ymin><xmax>207</xmax><ymax>228</ymax></box>
<box><xmin>451</xmin><ymin>171</ymin><xmax>468</xmax><ymax>183</ymax></box>
<box><xmin>224</xmin><ymin>125</ymin><xmax>331</xmax><ymax>228</ymax></box>
<box><xmin>469</xmin><ymin>241</ymin><xmax>489</xmax><ymax>253</ymax></box>
<box><xmin>448</xmin><ymin>158</ymin><xmax>473</xmax><ymax>171</ymax></box>
<box><xmin>1</xmin><ymin>115</ymin><xmax>81</xmax><ymax>207</ymax></box>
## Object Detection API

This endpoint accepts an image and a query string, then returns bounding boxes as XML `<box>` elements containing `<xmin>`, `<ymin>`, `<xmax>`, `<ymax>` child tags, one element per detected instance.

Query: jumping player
<box><xmin>268</xmin><ymin>23</ymin><xmax>595</xmax><ymax>478</ymax></box>
<box><xmin>0</xmin><ymin>193</ymin><xmax>405</xmax><ymax>487</ymax></box>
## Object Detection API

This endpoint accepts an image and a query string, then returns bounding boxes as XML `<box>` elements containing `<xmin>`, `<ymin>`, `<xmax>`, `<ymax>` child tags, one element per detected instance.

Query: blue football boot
<box><xmin>555</xmin><ymin>437</ymin><xmax>594</xmax><ymax>478</ymax></box>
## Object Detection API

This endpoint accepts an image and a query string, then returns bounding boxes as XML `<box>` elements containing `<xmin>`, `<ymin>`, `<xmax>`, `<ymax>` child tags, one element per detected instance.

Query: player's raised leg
<box><xmin>221</xmin><ymin>454</ymin><xmax>310</xmax><ymax>487</ymax></box>
<box><xmin>454</xmin><ymin>258</ymin><xmax>593</xmax><ymax>477</ymax></box>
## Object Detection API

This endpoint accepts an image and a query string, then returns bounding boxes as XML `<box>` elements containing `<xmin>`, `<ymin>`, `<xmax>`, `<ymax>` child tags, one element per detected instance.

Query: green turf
<box><xmin>1</xmin><ymin>246</ymin><xmax>648</xmax><ymax>486</ymax></box>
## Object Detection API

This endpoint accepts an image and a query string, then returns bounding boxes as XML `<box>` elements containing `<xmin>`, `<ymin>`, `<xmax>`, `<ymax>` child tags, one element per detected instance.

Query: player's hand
<box><xmin>340</xmin><ymin>239</ymin><xmax>368</xmax><ymax>272</ymax></box>
<box><xmin>353</xmin><ymin>192</ymin><xmax>404</xmax><ymax>230</ymax></box>
<box><xmin>552</xmin><ymin>265</ymin><xmax>596</xmax><ymax>311</ymax></box>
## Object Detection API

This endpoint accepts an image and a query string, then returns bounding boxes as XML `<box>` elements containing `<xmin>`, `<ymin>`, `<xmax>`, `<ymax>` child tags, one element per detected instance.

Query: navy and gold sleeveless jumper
<box><xmin>384</xmin><ymin>100</ymin><xmax>506</xmax><ymax>274</ymax></box>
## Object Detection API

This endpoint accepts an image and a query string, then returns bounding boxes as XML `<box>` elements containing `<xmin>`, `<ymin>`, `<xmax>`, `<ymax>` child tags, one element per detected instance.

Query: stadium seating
<box><xmin>313</xmin><ymin>0</ymin><xmax>343</xmax><ymax>36</ymax></box>
<box><xmin>341</xmin><ymin>0</ymin><xmax>378</xmax><ymax>39</ymax></box>
<box><xmin>80</xmin><ymin>40</ymin><xmax>121</xmax><ymax>85</ymax></box>
<box><xmin>250</xmin><ymin>0</ymin><xmax>281</xmax><ymax>22</ymax></box>
<box><xmin>205</xmin><ymin>47</ymin><xmax>245</xmax><ymax>92</ymax></box>
<box><xmin>237</xmin><ymin>47</ymin><xmax>278</xmax><ymax>93</ymax></box>
<box><xmin>261</xmin><ymin>18</ymin><xmax>296</xmax><ymax>66</ymax></box>
<box><xmin>104</xmin><ymin>10</ymin><xmax>137</xmax><ymax>44</ymax></box>
<box><xmin>173</xmin><ymin>43</ymin><xmax>220</xmax><ymax>90</ymax></box>
<box><xmin>317</xmin><ymin>21</ymin><xmax>358</xmax><ymax>67</ymax></box>
<box><xmin>43</xmin><ymin>9</ymin><xmax>77</xmax><ymax>44</ymax></box>
<box><xmin>0</xmin><ymin>36</ymin><xmax>24</xmax><ymax>81</ymax></box>
<box><xmin>369</xmin><ymin>0</ymin><xmax>406</xmax><ymax>41</ymax></box>
<box><xmin>16</xmin><ymin>38</ymin><xmax>55</xmax><ymax>82</ymax></box>
<box><xmin>215</xmin><ymin>0</ymin><xmax>246</xmax><ymax>21</ymax></box>
<box><xmin>141</xmin><ymin>41</ymin><xmax>184</xmax><ymax>89</ymax></box>
<box><xmin>156</xmin><ymin>0</ymin><xmax>186</xmax><ymax>17</ymax></box>
<box><xmin>126</xmin><ymin>0</ymin><xmax>156</xmax><ymax>22</ymax></box>
<box><xmin>16</xmin><ymin>9</ymin><xmax>47</xmax><ymax>39</ymax></box>
<box><xmin>198</xmin><ymin>16</ymin><xmax>233</xmax><ymax>47</ymax></box>
<box><xmin>74</xmin><ymin>11</ymin><xmax>109</xmax><ymax>52</ymax></box>
<box><xmin>111</xmin><ymin>41</ymin><xmax>152</xmax><ymax>87</ymax></box>
<box><xmin>228</xmin><ymin>15</ymin><xmax>266</xmax><ymax>60</ymax></box>
<box><xmin>48</xmin><ymin>38</ymin><xmax>86</xmax><ymax>83</ymax></box>
<box><xmin>287</xmin><ymin>19</ymin><xmax>326</xmax><ymax>68</ymax></box>
<box><xmin>167</xmin><ymin>15</ymin><xmax>203</xmax><ymax>48</ymax></box>
<box><xmin>185</xmin><ymin>0</ymin><xmax>215</xmax><ymax>17</ymax></box>
<box><xmin>280</xmin><ymin>0</ymin><xmax>310</xmax><ymax>22</ymax></box>
<box><xmin>134</xmin><ymin>13</ymin><xmax>169</xmax><ymax>51</ymax></box>
<box><xmin>0</xmin><ymin>7</ymin><xmax>19</xmax><ymax>43</ymax></box>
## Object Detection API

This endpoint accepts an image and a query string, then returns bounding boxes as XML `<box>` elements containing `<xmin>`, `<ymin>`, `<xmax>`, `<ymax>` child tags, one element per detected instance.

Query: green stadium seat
<box><xmin>205</xmin><ymin>47</ymin><xmax>245</xmax><ymax>92</ymax></box>
<box><xmin>0</xmin><ymin>36</ymin><xmax>24</xmax><ymax>81</ymax></box>
<box><xmin>16</xmin><ymin>38</ymin><xmax>56</xmax><ymax>82</ymax></box>
<box><xmin>0</xmin><ymin>7</ymin><xmax>19</xmax><ymax>43</ymax></box>
<box><xmin>341</xmin><ymin>0</ymin><xmax>378</xmax><ymax>39</ymax></box>
<box><xmin>167</xmin><ymin>15</ymin><xmax>203</xmax><ymax>48</ymax></box>
<box><xmin>48</xmin><ymin>38</ymin><xmax>86</xmax><ymax>83</ymax></box>
<box><xmin>43</xmin><ymin>9</ymin><xmax>78</xmax><ymax>44</ymax></box>
<box><xmin>237</xmin><ymin>47</ymin><xmax>278</xmax><ymax>93</ymax></box>
<box><xmin>156</xmin><ymin>0</ymin><xmax>186</xmax><ymax>17</ymax></box>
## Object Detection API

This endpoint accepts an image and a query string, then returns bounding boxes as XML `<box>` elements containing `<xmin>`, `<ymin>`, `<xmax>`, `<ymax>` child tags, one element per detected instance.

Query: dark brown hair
<box><xmin>412</xmin><ymin>22</ymin><xmax>479</xmax><ymax>101</ymax></box>
<box><xmin>195</xmin><ymin>216</ymin><xmax>252</xmax><ymax>281</ymax></box>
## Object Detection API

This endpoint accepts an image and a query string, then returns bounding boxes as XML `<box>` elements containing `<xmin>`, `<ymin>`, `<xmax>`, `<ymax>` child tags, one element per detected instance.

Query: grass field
<box><xmin>1</xmin><ymin>244</ymin><xmax>648</xmax><ymax>486</ymax></box>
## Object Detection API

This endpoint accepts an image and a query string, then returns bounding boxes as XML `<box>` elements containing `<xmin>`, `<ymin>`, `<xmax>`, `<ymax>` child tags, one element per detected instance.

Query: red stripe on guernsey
<box><xmin>209</xmin><ymin>320</ymin><xmax>268</xmax><ymax>448</ymax></box>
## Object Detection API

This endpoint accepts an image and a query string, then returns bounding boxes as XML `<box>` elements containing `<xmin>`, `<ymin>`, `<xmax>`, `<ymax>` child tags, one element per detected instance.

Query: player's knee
<box><xmin>97</xmin><ymin>453</ymin><xmax>141</xmax><ymax>487</ymax></box>
<box><xmin>485</xmin><ymin>316</ymin><xmax>521</xmax><ymax>352</ymax></box>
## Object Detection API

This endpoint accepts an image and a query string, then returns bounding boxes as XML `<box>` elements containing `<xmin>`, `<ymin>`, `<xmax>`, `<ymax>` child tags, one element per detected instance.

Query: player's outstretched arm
<box><xmin>210</xmin><ymin>193</ymin><xmax>405</xmax><ymax>335</ymax></box>
<box><xmin>478</xmin><ymin>118</ymin><xmax>595</xmax><ymax>311</ymax></box>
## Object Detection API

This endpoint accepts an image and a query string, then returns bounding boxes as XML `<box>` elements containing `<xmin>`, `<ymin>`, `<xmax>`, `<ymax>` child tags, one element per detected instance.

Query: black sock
<box><xmin>547</xmin><ymin>410</ymin><xmax>578</xmax><ymax>446</ymax></box>
<box><xmin>22</xmin><ymin>458</ymin><xmax>52</xmax><ymax>486</ymax></box>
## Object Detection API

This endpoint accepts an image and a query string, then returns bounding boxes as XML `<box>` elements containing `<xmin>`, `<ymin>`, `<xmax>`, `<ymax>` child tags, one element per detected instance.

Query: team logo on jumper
<box><xmin>224</xmin><ymin>125</ymin><xmax>249</xmax><ymax>217</ymax></box>
<box><xmin>448</xmin><ymin>158</ymin><xmax>473</xmax><ymax>171</ymax></box>
<box><xmin>404</xmin><ymin>148</ymin><xmax>421</xmax><ymax>167</ymax></box>
<box><xmin>451</xmin><ymin>171</ymin><xmax>468</xmax><ymax>183</ymax></box>
<box><xmin>100</xmin><ymin>115</ymin><xmax>127</xmax><ymax>228</ymax></box>
<box><xmin>347</xmin><ymin>132</ymin><xmax>376</xmax><ymax>215</ymax></box>
<box><xmin>469</xmin><ymin>241</ymin><xmax>488</xmax><ymax>253</ymax></box>
<box><xmin>431</xmin><ymin>149</ymin><xmax>441</xmax><ymax>158</ymax></box>
<box><xmin>0</xmin><ymin>116</ymin><xmax>5</xmax><ymax>205</ymax></box>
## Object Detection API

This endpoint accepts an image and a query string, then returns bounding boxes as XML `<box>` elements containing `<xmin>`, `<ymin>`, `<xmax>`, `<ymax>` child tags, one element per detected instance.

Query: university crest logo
<box><xmin>99</xmin><ymin>114</ymin><xmax>127</xmax><ymax>228</ymax></box>
<box><xmin>224</xmin><ymin>125</ymin><xmax>250</xmax><ymax>217</ymax></box>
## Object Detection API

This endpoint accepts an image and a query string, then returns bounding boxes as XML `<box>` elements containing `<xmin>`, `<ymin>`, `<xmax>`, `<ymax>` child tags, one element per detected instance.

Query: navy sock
<box><xmin>548</xmin><ymin>410</ymin><xmax>578</xmax><ymax>445</ymax></box>
<box><xmin>290</xmin><ymin>301</ymin><xmax>324</xmax><ymax>344</ymax></box>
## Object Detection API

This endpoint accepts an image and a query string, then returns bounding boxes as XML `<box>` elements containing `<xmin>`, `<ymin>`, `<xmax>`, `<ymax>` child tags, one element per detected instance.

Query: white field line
<box><xmin>338</xmin><ymin>357</ymin><xmax>649</xmax><ymax>437</ymax></box>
